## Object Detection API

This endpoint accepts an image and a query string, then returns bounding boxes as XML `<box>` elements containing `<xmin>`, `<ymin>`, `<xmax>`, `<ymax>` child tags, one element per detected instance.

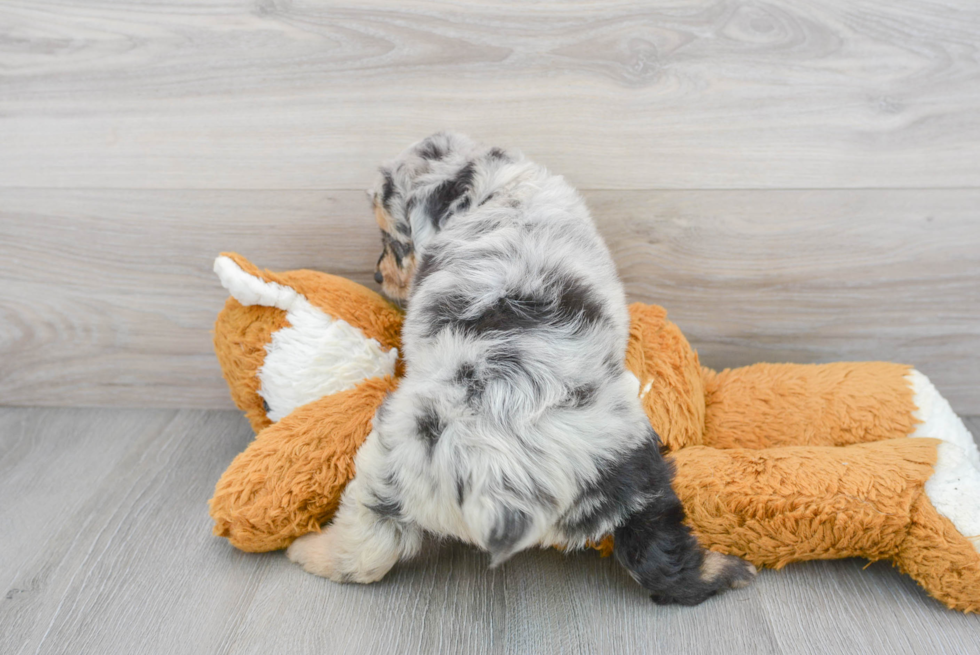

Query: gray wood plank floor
<box><xmin>2</xmin><ymin>407</ymin><xmax>979</xmax><ymax>655</ymax></box>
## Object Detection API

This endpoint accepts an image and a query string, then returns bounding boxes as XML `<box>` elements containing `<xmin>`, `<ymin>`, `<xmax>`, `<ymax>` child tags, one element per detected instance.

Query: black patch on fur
<box><xmin>548</xmin><ymin>271</ymin><xmax>607</xmax><ymax>327</ymax></box>
<box><xmin>262</xmin><ymin>399</ymin><xmax>271</xmax><ymax>414</ymax></box>
<box><xmin>453</xmin><ymin>363</ymin><xmax>485</xmax><ymax>405</ymax></box>
<box><xmin>568</xmin><ymin>383</ymin><xmax>598</xmax><ymax>408</ymax></box>
<box><xmin>560</xmin><ymin>427</ymin><xmax>668</xmax><ymax>538</ymax></box>
<box><xmin>380</xmin><ymin>232</ymin><xmax>413</xmax><ymax>267</ymax></box>
<box><xmin>477</xmin><ymin>192</ymin><xmax>495</xmax><ymax>208</ymax></box>
<box><xmin>389</xmin><ymin>240</ymin><xmax>413</xmax><ymax>266</ymax></box>
<box><xmin>456</xmin><ymin>476</ymin><xmax>467</xmax><ymax>506</ymax></box>
<box><xmin>416</xmin><ymin>407</ymin><xmax>445</xmax><ymax>454</ymax></box>
<box><xmin>367</xmin><ymin>495</ymin><xmax>402</xmax><ymax>520</ymax></box>
<box><xmin>417</xmin><ymin>140</ymin><xmax>445</xmax><ymax>161</ymax></box>
<box><xmin>380</xmin><ymin>169</ymin><xmax>396</xmax><ymax>211</ymax></box>
<box><xmin>613</xmin><ymin>491</ymin><xmax>754</xmax><ymax>606</ymax></box>
<box><xmin>367</xmin><ymin>469</ymin><xmax>402</xmax><ymax>520</ymax></box>
<box><xmin>485</xmin><ymin>346</ymin><xmax>524</xmax><ymax>371</ymax></box>
<box><xmin>424</xmin><ymin>272</ymin><xmax>607</xmax><ymax>338</ymax></box>
<box><xmin>426</xmin><ymin>161</ymin><xmax>476</xmax><ymax>230</ymax></box>
<box><xmin>487</xmin><ymin>507</ymin><xmax>530</xmax><ymax>557</ymax></box>
<box><xmin>486</xmin><ymin>147</ymin><xmax>509</xmax><ymax>161</ymax></box>
<box><xmin>414</xmin><ymin>251</ymin><xmax>441</xmax><ymax>288</ymax></box>
<box><xmin>557</xmin><ymin>425</ymin><xmax>751</xmax><ymax>606</ymax></box>
<box><xmin>483</xmin><ymin>346</ymin><xmax>544</xmax><ymax>402</ymax></box>
<box><xmin>604</xmin><ymin>354</ymin><xmax>624</xmax><ymax>377</ymax></box>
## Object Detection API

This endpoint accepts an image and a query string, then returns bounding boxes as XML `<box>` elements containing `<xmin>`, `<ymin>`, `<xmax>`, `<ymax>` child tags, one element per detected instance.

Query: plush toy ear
<box><xmin>213</xmin><ymin>253</ymin><xmax>404</xmax><ymax>428</ymax></box>
<box><xmin>215</xmin><ymin>253</ymin><xmax>403</xmax><ymax>350</ymax></box>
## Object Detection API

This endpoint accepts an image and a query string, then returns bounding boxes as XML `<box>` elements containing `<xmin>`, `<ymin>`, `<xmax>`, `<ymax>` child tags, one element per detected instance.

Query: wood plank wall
<box><xmin>2</xmin><ymin>1</ymin><xmax>978</xmax><ymax>412</ymax></box>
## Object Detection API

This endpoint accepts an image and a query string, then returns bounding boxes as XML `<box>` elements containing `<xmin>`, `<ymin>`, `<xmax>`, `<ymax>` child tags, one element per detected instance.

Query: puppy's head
<box><xmin>369</xmin><ymin>131</ymin><xmax>481</xmax><ymax>302</ymax></box>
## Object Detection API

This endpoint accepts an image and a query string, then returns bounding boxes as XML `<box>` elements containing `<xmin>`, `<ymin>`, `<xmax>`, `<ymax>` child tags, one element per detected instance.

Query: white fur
<box><xmin>213</xmin><ymin>256</ymin><xmax>398</xmax><ymax>422</ymax></box>
<box><xmin>907</xmin><ymin>369</ymin><xmax>980</xmax><ymax>552</ymax></box>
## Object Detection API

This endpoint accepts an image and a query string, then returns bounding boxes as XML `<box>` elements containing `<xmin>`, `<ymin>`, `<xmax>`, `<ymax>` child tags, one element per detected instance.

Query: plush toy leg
<box><xmin>209</xmin><ymin>376</ymin><xmax>396</xmax><ymax>552</ymax></box>
<box><xmin>671</xmin><ymin>438</ymin><xmax>980</xmax><ymax>612</ymax></box>
<box><xmin>702</xmin><ymin>362</ymin><xmax>947</xmax><ymax>450</ymax></box>
<box><xmin>287</xmin><ymin>429</ymin><xmax>423</xmax><ymax>583</ymax></box>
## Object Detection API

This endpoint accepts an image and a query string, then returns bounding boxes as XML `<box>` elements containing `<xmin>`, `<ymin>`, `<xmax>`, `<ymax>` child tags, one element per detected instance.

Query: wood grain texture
<box><xmin>1</xmin><ymin>408</ymin><xmax>978</xmax><ymax>655</ymax></box>
<box><xmin>2</xmin><ymin>0</ymin><xmax>979</xmax><ymax>189</ymax></box>
<box><xmin>2</xmin><ymin>188</ymin><xmax>978</xmax><ymax>412</ymax></box>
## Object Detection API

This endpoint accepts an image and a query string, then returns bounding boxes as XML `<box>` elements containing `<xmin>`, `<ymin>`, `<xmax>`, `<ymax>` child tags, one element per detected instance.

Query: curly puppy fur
<box><xmin>287</xmin><ymin>132</ymin><xmax>755</xmax><ymax>604</ymax></box>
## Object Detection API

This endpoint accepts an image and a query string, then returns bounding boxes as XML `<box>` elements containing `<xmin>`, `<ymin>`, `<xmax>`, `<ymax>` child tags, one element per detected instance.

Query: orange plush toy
<box><xmin>209</xmin><ymin>253</ymin><xmax>980</xmax><ymax>612</ymax></box>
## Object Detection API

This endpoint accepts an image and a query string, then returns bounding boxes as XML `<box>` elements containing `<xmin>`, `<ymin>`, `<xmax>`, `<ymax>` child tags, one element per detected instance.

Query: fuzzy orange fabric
<box><xmin>702</xmin><ymin>362</ymin><xmax>918</xmax><ymax>449</ymax></box>
<box><xmin>208</xmin><ymin>254</ymin><xmax>979</xmax><ymax>613</ymax></box>
<box><xmin>213</xmin><ymin>298</ymin><xmax>288</xmax><ymax>434</ymax></box>
<box><xmin>210</xmin><ymin>376</ymin><xmax>398</xmax><ymax>552</ymax></box>
<box><xmin>626</xmin><ymin>303</ymin><xmax>705</xmax><ymax>452</ymax></box>
<box><xmin>218</xmin><ymin>252</ymin><xmax>404</xmax><ymax>352</ymax></box>
<box><xmin>671</xmin><ymin>438</ymin><xmax>979</xmax><ymax>612</ymax></box>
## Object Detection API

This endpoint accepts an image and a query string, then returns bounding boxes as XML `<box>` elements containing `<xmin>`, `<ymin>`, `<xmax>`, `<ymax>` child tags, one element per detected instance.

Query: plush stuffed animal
<box><xmin>209</xmin><ymin>253</ymin><xmax>980</xmax><ymax>613</ymax></box>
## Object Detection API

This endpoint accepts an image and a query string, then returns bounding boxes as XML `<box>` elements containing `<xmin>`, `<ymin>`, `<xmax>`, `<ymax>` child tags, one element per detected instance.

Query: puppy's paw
<box><xmin>287</xmin><ymin>529</ymin><xmax>348</xmax><ymax>582</ymax></box>
<box><xmin>287</xmin><ymin>528</ymin><xmax>393</xmax><ymax>584</ymax></box>
<box><xmin>701</xmin><ymin>550</ymin><xmax>757</xmax><ymax>590</ymax></box>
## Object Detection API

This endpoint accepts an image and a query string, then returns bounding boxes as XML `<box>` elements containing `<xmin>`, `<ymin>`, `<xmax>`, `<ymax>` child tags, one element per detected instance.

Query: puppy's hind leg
<box><xmin>614</xmin><ymin>489</ymin><xmax>756</xmax><ymax>606</ymax></box>
<box><xmin>595</xmin><ymin>431</ymin><xmax>755</xmax><ymax>605</ymax></box>
<box><xmin>287</xmin><ymin>433</ymin><xmax>422</xmax><ymax>583</ymax></box>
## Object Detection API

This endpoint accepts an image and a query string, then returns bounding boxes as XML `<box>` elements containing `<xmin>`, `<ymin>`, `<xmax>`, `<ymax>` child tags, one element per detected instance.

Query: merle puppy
<box><xmin>287</xmin><ymin>132</ymin><xmax>755</xmax><ymax>605</ymax></box>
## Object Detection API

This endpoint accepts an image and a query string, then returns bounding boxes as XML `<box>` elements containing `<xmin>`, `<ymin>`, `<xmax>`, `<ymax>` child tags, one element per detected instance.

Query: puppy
<box><xmin>288</xmin><ymin>132</ymin><xmax>755</xmax><ymax>605</ymax></box>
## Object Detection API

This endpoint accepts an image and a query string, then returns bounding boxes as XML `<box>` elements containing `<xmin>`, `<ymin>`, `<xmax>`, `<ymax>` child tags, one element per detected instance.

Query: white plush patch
<box><xmin>927</xmin><ymin>442</ymin><xmax>980</xmax><ymax>553</ymax></box>
<box><xmin>906</xmin><ymin>369</ymin><xmax>980</xmax><ymax>552</ymax></box>
<box><xmin>907</xmin><ymin>370</ymin><xmax>980</xmax><ymax>470</ymax></box>
<box><xmin>214</xmin><ymin>256</ymin><xmax>398</xmax><ymax>422</ymax></box>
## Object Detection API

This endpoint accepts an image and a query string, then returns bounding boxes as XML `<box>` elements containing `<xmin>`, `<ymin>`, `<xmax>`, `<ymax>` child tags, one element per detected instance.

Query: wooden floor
<box><xmin>1</xmin><ymin>407</ymin><xmax>978</xmax><ymax>655</ymax></box>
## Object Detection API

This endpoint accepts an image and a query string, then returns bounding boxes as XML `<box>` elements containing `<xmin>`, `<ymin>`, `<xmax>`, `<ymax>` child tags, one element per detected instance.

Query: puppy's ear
<box><xmin>425</xmin><ymin>161</ymin><xmax>476</xmax><ymax>230</ymax></box>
